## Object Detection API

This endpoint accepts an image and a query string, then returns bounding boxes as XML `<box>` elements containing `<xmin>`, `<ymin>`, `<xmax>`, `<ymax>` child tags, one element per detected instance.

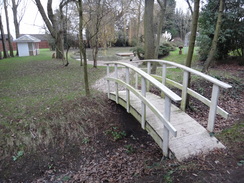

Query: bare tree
<box><xmin>4</xmin><ymin>0</ymin><xmax>14</xmax><ymax>57</ymax></box>
<box><xmin>182</xmin><ymin>0</ymin><xmax>200</xmax><ymax>111</ymax></box>
<box><xmin>87</xmin><ymin>0</ymin><xmax>105</xmax><ymax>68</ymax></box>
<box><xmin>35</xmin><ymin>0</ymin><xmax>71</xmax><ymax>60</ymax></box>
<box><xmin>202</xmin><ymin>0</ymin><xmax>224</xmax><ymax>73</ymax></box>
<box><xmin>11</xmin><ymin>0</ymin><xmax>26</xmax><ymax>39</ymax></box>
<box><xmin>136</xmin><ymin>0</ymin><xmax>143</xmax><ymax>45</ymax></box>
<box><xmin>185</xmin><ymin>0</ymin><xmax>200</xmax><ymax>68</ymax></box>
<box><xmin>185</xmin><ymin>0</ymin><xmax>193</xmax><ymax>16</ymax></box>
<box><xmin>0</xmin><ymin>15</ymin><xmax>9</xmax><ymax>58</ymax></box>
<box><xmin>154</xmin><ymin>0</ymin><xmax>167</xmax><ymax>58</ymax></box>
<box><xmin>77</xmin><ymin>0</ymin><xmax>90</xmax><ymax>96</ymax></box>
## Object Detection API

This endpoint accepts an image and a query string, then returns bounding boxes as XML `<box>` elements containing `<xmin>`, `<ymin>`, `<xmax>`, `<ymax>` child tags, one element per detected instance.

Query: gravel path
<box><xmin>92</xmin><ymin>60</ymin><xmax>140</xmax><ymax>93</ymax></box>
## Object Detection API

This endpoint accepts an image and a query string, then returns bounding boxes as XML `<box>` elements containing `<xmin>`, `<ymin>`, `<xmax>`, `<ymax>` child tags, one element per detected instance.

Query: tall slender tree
<box><xmin>77</xmin><ymin>0</ymin><xmax>90</xmax><ymax>96</ymax></box>
<box><xmin>136</xmin><ymin>0</ymin><xmax>143</xmax><ymax>45</ymax></box>
<box><xmin>182</xmin><ymin>0</ymin><xmax>200</xmax><ymax>111</ymax></box>
<box><xmin>185</xmin><ymin>0</ymin><xmax>200</xmax><ymax>68</ymax></box>
<box><xmin>144</xmin><ymin>0</ymin><xmax>155</xmax><ymax>60</ymax></box>
<box><xmin>11</xmin><ymin>0</ymin><xmax>26</xmax><ymax>37</ymax></box>
<box><xmin>202</xmin><ymin>0</ymin><xmax>224</xmax><ymax>73</ymax></box>
<box><xmin>4</xmin><ymin>0</ymin><xmax>14</xmax><ymax>57</ymax></box>
<box><xmin>87</xmin><ymin>0</ymin><xmax>106</xmax><ymax>68</ymax></box>
<box><xmin>154</xmin><ymin>0</ymin><xmax>167</xmax><ymax>58</ymax></box>
<box><xmin>0</xmin><ymin>15</ymin><xmax>9</xmax><ymax>58</ymax></box>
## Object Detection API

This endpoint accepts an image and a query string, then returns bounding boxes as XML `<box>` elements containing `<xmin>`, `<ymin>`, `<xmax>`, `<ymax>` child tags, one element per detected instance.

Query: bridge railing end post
<box><xmin>207</xmin><ymin>84</ymin><xmax>220</xmax><ymax>132</ymax></box>
<box><xmin>163</xmin><ymin>128</ymin><xmax>169</xmax><ymax>157</ymax></box>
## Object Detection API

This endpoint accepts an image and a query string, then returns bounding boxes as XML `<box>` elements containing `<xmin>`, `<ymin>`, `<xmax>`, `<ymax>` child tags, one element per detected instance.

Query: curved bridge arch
<box><xmin>105</xmin><ymin>61</ymin><xmax>231</xmax><ymax>161</ymax></box>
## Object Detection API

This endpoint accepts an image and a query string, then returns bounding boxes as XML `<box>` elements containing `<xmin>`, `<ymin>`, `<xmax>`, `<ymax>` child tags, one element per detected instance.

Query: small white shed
<box><xmin>14</xmin><ymin>35</ymin><xmax>41</xmax><ymax>57</ymax></box>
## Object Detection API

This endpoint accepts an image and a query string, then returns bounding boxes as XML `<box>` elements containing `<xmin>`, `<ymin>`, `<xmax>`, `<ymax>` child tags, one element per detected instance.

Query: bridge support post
<box><xmin>126</xmin><ymin>67</ymin><xmax>130</xmax><ymax>113</ymax></box>
<box><xmin>141</xmin><ymin>77</ymin><xmax>146</xmax><ymax>129</ymax></box>
<box><xmin>162</xmin><ymin>64</ymin><xmax>167</xmax><ymax>85</ymax></box>
<box><xmin>161</xmin><ymin>64</ymin><xmax>167</xmax><ymax>98</ymax></box>
<box><xmin>207</xmin><ymin>84</ymin><xmax>220</xmax><ymax>132</ymax></box>
<box><xmin>180</xmin><ymin>71</ymin><xmax>189</xmax><ymax>111</ymax></box>
<box><xmin>147</xmin><ymin>62</ymin><xmax>151</xmax><ymax>92</ymax></box>
<box><xmin>163</xmin><ymin>96</ymin><xmax>171</xmax><ymax>157</ymax></box>
<box><xmin>115</xmin><ymin>64</ymin><xmax>119</xmax><ymax>104</ymax></box>
<box><xmin>106</xmin><ymin>65</ymin><xmax>110</xmax><ymax>98</ymax></box>
<box><xmin>135</xmin><ymin>73</ymin><xmax>138</xmax><ymax>89</ymax></box>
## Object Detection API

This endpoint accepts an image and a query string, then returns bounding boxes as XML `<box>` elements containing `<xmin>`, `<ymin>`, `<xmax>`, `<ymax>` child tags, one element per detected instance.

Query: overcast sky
<box><xmin>2</xmin><ymin>0</ymin><xmax>190</xmax><ymax>39</ymax></box>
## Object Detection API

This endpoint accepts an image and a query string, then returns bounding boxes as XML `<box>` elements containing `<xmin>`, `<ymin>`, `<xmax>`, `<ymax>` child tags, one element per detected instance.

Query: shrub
<box><xmin>171</xmin><ymin>37</ymin><xmax>184</xmax><ymax>47</ymax></box>
<box><xmin>131</xmin><ymin>43</ymin><xmax>175</xmax><ymax>60</ymax></box>
<box><xmin>131</xmin><ymin>46</ymin><xmax>145</xmax><ymax>60</ymax></box>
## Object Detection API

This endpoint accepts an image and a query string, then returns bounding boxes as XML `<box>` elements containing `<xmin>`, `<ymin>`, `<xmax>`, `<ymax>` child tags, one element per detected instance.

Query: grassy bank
<box><xmin>0</xmin><ymin>49</ymin><xmax>107</xmax><ymax>158</ymax></box>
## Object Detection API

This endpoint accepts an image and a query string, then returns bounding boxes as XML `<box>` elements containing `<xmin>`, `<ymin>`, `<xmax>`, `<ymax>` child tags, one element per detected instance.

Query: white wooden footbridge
<box><xmin>105</xmin><ymin>60</ymin><xmax>232</xmax><ymax>161</ymax></box>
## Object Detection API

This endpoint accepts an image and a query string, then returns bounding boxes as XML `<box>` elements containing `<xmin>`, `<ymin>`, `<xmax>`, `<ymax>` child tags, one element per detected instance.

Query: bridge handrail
<box><xmin>105</xmin><ymin>61</ymin><xmax>181</xmax><ymax>157</ymax></box>
<box><xmin>141</xmin><ymin>59</ymin><xmax>232</xmax><ymax>88</ymax></box>
<box><xmin>106</xmin><ymin>77</ymin><xmax>177</xmax><ymax>137</ymax></box>
<box><xmin>105</xmin><ymin>61</ymin><xmax>181</xmax><ymax>102</ymax></box>
<box><xmin>138</xmin><ymin>59</ymin><xmax>232</xmax><ymax>132</ymax></box>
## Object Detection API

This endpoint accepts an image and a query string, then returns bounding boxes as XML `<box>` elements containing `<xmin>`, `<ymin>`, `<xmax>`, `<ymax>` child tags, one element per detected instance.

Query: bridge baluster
<box><xmin>207</xmin><ymin>84</ymin><xmax>220</xmax><ymax>132</ymax></box>
<box><xmin>135</xmin><ymin>73</ymin><xmax>138</xmax><ymax>89</ymax></box>
<box><xmin>106</xmin><ymin>65</ymin><xmax>110</xmax><ymax>98</ymax></box>
<box><xmin>115</xmin><ymin>64</ymin><xmax>119</xmax><ymax>104</ymax></box>
<box><xmin>147</xmin><ymin>62</ymin><xmax>151</xmax><ymax>91</ymax></box>
<box><xmin>180</xmin><ymin>71</ymin><xmax>189</xmax><ymax>111</ymax></box>
<box><xmin>126</xmin><ymin>67</ymin><xmax>130</xmax><ymax>113</ymax></box>
<box><xmin>163</xmin><ymin>96</ymin><xmax>172</xmax><ymax>157</ymax></box>
<box><xmin>162</xmin><ymin>64</ymin><xmax>167</xmax><ymax>85</ymax></box>
<box><xmin>161</xmin><ymin>64</ymin><xmax>167</xmax><ymax>97</ymax></box>
<box><xmin>141</xmin><ymin>77</ymin><xmax>146</xmax><ymax>129</ymax></box>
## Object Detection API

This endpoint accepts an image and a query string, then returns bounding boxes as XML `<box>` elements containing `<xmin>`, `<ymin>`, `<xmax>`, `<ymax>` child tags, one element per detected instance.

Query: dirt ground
<box><xmin>0</xmin><ymin>63</ymin><xmax>243</xmax><ymax>183</ymax></box>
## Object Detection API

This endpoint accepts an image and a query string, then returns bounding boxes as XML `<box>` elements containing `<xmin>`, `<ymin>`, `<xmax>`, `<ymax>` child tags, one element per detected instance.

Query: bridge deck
<box><xmin>109</xmin><ymin>91</ymin><xmax>225</xmax><ymax>161</ymax></box>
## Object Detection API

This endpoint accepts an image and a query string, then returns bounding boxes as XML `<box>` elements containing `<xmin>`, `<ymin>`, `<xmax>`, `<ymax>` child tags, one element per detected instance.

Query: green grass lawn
<box><xmin>0</xmin><ymin>46</ymin><xmax>199</xmax><ymax>158</ymax></box>
<box><xmin>163</xmin><ymin>47</ymin><xmax>199</xmax><ymax>65</ymax></box>
<box><xmin>0</xmin><ymin>49</ymin><xmax>107</xmax><ymax>157</ymax></box>
<box><xmin>73</xmin><ymin>47</ymin><xmax>134</xmax><ymax>61</ymax></box>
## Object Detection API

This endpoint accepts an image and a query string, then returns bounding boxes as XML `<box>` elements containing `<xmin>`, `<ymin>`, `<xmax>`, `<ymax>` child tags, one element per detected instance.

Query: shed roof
<box><xmin>14</xmin><ymin>35</ymin><xmax>41</xmax><ymax>43</ymax></box>
<box><xmin>19</xmin><ymin>34</ymin><xmax>51</xmax><ymax>41</ymax></box>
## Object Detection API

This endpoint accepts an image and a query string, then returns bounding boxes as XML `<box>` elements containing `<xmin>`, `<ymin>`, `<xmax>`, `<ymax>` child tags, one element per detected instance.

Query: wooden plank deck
<box><xmin>109</xmin><ymin>91</ymin><xmax>225</xmax><ymax>161</ymax></box>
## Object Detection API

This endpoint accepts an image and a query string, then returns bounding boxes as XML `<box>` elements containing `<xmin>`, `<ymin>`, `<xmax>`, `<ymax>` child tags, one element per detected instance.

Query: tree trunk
<box><xmin>185</xmin><ymin>0</ymin><xmax>200</xmax><ymax>68</ymax></box>
<box><xmin>11</xmin><ymin>0</ymin><xmax>20</xmax><ymax>38</ymax></box>
<box><xmin>136</xmin><ymin>0</ymin><xmax>142</xmax><ymax>45</ymax></box>
<box><xmin>56</xmin><ymin>32</ymin><xmax>65</xmax><ymax>59</ymax></box>
<box><xmin>65</xmin><ymin>45</ymin><xmax>70</xmax><ymax>66</ymax></box>
<box><xmin>0</xmin><ymin>15</ymin><xmax>9</xmax><ymax>58</ymax></box>
<box><xmin>202</xmin><ymin>0</ymin><xmax>224</xmax><ymax>73</ymax></box>
<box><xmin>92</xmin><ymin>45</ymin><xmax>99</xmax><ymax>68</ymax></box>
<box><xmin>152</xmin><ymin>0</ymin><xmax>167</xmax><ymax>73</ymax></box>
<box><xmin>144</xmin><ymin>0</ymin><xmax>155</xmax><ymax>60</ymax></box>
<box><xmin>35</xmin><ymin>0</ymin><xmax>64</xmax><ymax>59</ymax></box>
<box><xmin>4</xmin><ymin>0</ymin><xmax>14</xmax><ymax>57</ymax></box>
<box><xmin>78</xmin><ymin>0</ymin><xmax>90</xmax><ymax>96</ymax></box>
<box><xmin>154</xmin><ymin>0</ymin><xmax>167</xmax><ymax>58</ymax></box>
<box><xmin>183</xmin><ymin>0</ymin><xmax>200</xmax><ymax>111</ymax></box>
<box><xmin>123</xmin><ymin>17</ymin><xmax>127</xmax><ymax>46</ymax></box>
